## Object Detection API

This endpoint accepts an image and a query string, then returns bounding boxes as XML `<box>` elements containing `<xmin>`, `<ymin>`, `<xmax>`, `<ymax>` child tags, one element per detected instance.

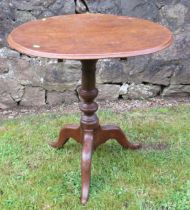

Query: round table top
<box><xmin>7</xmin><ymin>13</ymin><xmax>173</xmax><ymax>60</ymax></box>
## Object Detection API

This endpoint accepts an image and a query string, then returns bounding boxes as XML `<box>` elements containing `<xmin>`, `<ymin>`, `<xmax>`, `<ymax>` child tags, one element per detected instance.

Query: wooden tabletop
<box><xmin>7</xmin><ymin>13</ymin><xmax>173</xmax><ymax>60</ymax></box>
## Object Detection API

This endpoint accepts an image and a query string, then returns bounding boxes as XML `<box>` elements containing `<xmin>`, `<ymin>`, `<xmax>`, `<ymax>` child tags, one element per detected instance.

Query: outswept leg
<box><xmin>95</xmin><ymin>125</ymin><xmax>142</xmax><ymax>150</ymax></box>
<box><xmin>81</xmin><ymin>131</ymin><xmax>94</xmax><ymax>204</ymax></box>
<box><xmin>49</xmin><ymin>125</ymin><xmax>81</xmax><ymax>149</ymax></box>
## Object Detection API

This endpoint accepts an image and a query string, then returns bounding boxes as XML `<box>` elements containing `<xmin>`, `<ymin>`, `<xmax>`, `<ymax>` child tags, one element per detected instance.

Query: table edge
<box><xmin>7</xmin><ymin>33</ymin><xmax>173</xmax><ymax>60</ymax></box>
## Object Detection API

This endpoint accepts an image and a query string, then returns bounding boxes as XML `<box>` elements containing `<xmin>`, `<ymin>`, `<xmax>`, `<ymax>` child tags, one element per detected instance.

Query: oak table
<box><xmin>7</xmin><ymin>13</ymin><xmax>173</xmax><ymax>204</ymax></box>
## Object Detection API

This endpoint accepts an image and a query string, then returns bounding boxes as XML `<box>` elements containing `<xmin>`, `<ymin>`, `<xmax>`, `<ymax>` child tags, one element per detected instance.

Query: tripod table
<box><xmin>7</xmin><ymin>13</ymin><xmax>173</xmax><ymax>204</ymax></box>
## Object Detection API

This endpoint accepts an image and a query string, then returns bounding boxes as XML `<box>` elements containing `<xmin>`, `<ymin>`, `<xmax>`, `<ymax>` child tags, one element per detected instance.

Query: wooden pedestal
<box><xmin>50</xmin><ymin>60</ymin><xmax>141</xmax><ymax>204</ymax></box>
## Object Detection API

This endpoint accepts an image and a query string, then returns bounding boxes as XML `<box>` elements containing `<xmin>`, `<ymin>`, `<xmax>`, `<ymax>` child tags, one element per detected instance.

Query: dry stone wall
<box><xmin>0</xmin><ymin>0</ymin><xmax>190</xmax><ymax>109</ymax></box>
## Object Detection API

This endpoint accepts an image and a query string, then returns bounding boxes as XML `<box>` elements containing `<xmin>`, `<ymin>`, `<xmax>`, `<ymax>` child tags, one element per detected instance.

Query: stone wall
<box><xmin>0</xmin><ymin>0</ymin><xmax>190</xmax><ymax>109</ymax></box>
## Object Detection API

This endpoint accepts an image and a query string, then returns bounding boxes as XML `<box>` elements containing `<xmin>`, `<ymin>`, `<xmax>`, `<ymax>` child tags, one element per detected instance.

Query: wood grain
<box><xmin>7</xmin><ymin>13</ymin><xmax>173</xmax><ymax>59</ymax></box>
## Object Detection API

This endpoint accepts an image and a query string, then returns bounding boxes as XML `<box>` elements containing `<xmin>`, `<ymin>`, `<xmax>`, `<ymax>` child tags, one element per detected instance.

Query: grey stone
<box><xmin>0</xmin><ymin>79</ymin><xmax>24</xmax><ymax>109</ymax></box>
<box><xmin>8</xmin><ymin>59</ymin><xmax>45</xmax><ymax>87</ymax></box>
<box><xmin>43</xmin><ymin>60</ymin><xmax>81</xmax><ymax>91</ymax></box>
<box><xmin>10</xmin><ymin>84</ymin><xmax>25</xmax><ymax>103</ymax></box>
<box><xmin>0</xmin><ymin>95</ymin><xmax>15</xmax><ymax>110</ymax></box>
<box><xmin>119</xmin><ymin>83</ymin><xmax>129</xmax><ymax>95</ymax></box>
<box><xmin>20</xmin><ymin>87</ymin><xmax>45</xmax><ymax>106</ymax></box>
<box><xmin>123</xmin><ymin>83</ymin><xmax>161</xmax><ymax>100</ymax></box>
<box><xmin>15</xmin><ymin>10</ymin><xmax>36</xmax><ymax>24</ymax></box>
<box><xmin>38</xmin><ymin>10</ymin><xmax>55</xmax><ymax>18</ymax></box>
<box><xmin>121</xmin><ymin>0</ymin><xmax>158</xmax><ymax>20</ymax></box>
<box><xmin>97</xmin><ymin>59</ymin><xmax>124</xmax><ymax>83</ymax></box>
<box><xmin>0</xmin><ymin>47</ymin><xmax>20</xmax><ymax>58</ymax></box>
<box><xmin>46</xmin><ymin>91</ymin><xmax>78</xmax><ymax>106</ymax></box>
<box><xmin>49</xmin><ymin>0</ymin><xmax>74</xmax><ymax>14</ymax></box>
<box><xmin>0</xmin><ymin>1</ymin><xmax>15</xmax><ymax>45</ymax></box>
<box><xmin>0</xmin><ymin>58</ymin><xmax>9</xmax><ymax>74</ymax></box>
<box><xmin>170</xmin><ymin>60</ymin><xmax>190</xmax><ymax>85</ymax></box>
<box><xmin>0</xmin><ymin>103</ymin><xmax>10</xmax><ymax>110</ymax></box>
<box><xmin>12</xmin><ymin>1</ymin><xmax>42</xmax><ymax>11</ymax></box>
<box><xmin>48</xmin><ymin>0</ymin><xmax>64</xmax><ymax>12</ymax></box>
<box><xmin>162</xmin><ymin>85</ymin><xmax>190</xmax><ymax>97</ymax></box>
<box><xmin>122</xmin><ymin>55</ymin><xmax>151</xmax><ymax>84</ymax></box>
<box><xmin>59</xmin><ymin>1</ymin><xmax>75</xmax><ymax>14</ymax></box>
<box><xmin>0</xmin><ymin>1</ymin><xmax>15</xmax><ymax>20</ymax></box>
<box><xmin>160</xmin><ymin>3</ymin><xmax>188</xmax><ymax>31</ymax></box>
<box><xmin>97</xmin><ymin>84</ymin><xmax>120</xmax><ymax>101</ymax></box>
<box><xmin>87</xmin><ymin>0</ymin><xmax>121</xmax><ymax>14</ymax></box>
<box><xmin>142</xmin><ymin>61</ymin><xmax>177</xmax><ymax>86</ymax></box>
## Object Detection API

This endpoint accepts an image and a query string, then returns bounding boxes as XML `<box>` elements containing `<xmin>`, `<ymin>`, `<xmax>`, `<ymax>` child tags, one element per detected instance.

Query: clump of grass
<box><xmin>0</xmin><ymin>105</ymin><xmax>190</xmax><ymax>209</ymax></box>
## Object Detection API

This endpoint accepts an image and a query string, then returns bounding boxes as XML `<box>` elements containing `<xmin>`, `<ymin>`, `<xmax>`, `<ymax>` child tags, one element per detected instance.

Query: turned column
<box><xmin>79</xmin><ymin>60</ymin><xmax>99</xmax><ymax>131</ymax></box>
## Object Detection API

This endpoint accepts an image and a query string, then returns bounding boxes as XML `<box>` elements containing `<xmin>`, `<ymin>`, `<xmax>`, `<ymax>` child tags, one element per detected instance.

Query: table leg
<box><xmin>50</xmin><ymin>59</ymin><xmax>141</xmax><ymax>204</ymax></box>
<box><xmin>94</xmin><ymin>125</ymin><xmax>142</xmax><ymax>150</ymax></box>
<box><xmin>81</xmin><ymin>131</ymin><xmax>93</xmax><ymax>204</ymax></box>
<box><xmin>50</xmin><ymin>125</ymin><xmax>82</xmax><ymax>148</ymax></box>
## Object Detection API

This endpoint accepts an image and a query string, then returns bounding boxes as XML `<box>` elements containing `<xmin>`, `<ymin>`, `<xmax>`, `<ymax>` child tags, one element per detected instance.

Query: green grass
<box><xmin>0</xmin><ymin>105</ymin><xmax>190</xmax><ymax>210</ymax></box>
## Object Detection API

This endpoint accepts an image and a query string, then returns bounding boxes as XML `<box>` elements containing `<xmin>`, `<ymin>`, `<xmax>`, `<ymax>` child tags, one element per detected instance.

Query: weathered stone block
<box><xmin>0</xmin><ymin>93</ymin><xmax>15</xmax><ymax>110</ymax></box>
<box><xmin>162</xmin><ymin>85</ymin><xmax>190</xmax><ymax>97</ymax></box>
<box><xmin>43</xmin><ymin>60</ymin><xmax>81</xmax><ymax>91</ymax></box>
<box><xmin>0</xmin><ymin>58</ymin><xmax>9</xmax><ymax>74</ymax></box>
<box><xmin>8</xmin><ymin>58</ymin><xmax>45</xmax><ymax>87</ymax></box>
<box><xmin>87</xmin><ymin>0</ymin><xmax>121</xmax><ymax>14</ymax></box>
<box><xmin>48</xmin><ymin>0</ymin><xmax>74</xmax><ymax>15</ymax></box>
<box><xmin>0</xmin><ymin>79</ymin><xmax>24</xmax><ymax>109</ymax></box>
<box><xmin>122</xmin><ymin>55</ymin><xmax>151</xmax><ymax>84</ymax></box>
<box><xmin>121</xmin><ymin>0</ymin><xmax>158</xmax><ymax>20</ymax></box>
<box><xmin>122</xmin><ymin>83</ymin><xmax>161</xmax><ymax>100</ymax></box>
<box><xmin>142</xmin><ymin>61</ymin><xmax>177</xmax><ymax>86</ymax></box>
<box><xmin>46</xmin><ymin>91</ymin><xmax>78</xmax><ymax>106</ymax></box>
<box><xmin>170</xmin><ymin>60</ymin><xmax>190</xmax><ymax>85</ymax></box>
<box><xmin>0</xmin><ymin>47</ymin><xmax>20</xmax><ymax>59</ymax></box>
<box><xmin>97</xmin><ymin>59</ymin><xmax>124</xmax><ymax>84</ymax></box>
<box><xmin>160</xmin><ymin>3</ymin><xmax>188</xmax><ymax>31</ymax></box>
<box><xmin>97</xmin><ymin>84</ymin><xmax>120</xmax><ymax>101</ymax></box>
<box><xmin>15</xmin><ymin>10</ymin><xmax>36</xmax><ymax>24</ymax></box>
<box><xmin>20</xmin><ymin>87</ymin><xmax>45</xmax><ymax>106</ymax></box>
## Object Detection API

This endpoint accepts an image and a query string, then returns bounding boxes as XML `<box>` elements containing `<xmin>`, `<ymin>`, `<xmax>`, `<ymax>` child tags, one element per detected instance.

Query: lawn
<box><xmin>0</xmin><ymin>105</ymin><xmax>190</xmax><ymax>210</ymax></box>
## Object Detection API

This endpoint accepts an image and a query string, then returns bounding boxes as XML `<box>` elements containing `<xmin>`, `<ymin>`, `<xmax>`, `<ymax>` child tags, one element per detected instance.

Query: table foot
<box><xmin>49</xmin><ymin>125</ymin><xmax>81</xmax><ymax>148</ymax></box>
<box><xmin>81</xmin><ymin>131</ymin><xmax>93</xmax><ymax>204</ymax></box>
<box><xmin>95</xmin><ymin>125</ymin><xmax>142</xmax><ymax>150</ymax></box>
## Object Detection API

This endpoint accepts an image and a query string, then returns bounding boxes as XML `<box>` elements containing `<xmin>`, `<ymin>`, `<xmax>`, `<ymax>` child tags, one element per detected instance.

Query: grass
<box><xmin>0</xmin><ymin>105</ymin><xmax>190</xmax><ymax>210</ymax></box>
